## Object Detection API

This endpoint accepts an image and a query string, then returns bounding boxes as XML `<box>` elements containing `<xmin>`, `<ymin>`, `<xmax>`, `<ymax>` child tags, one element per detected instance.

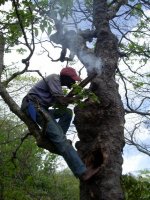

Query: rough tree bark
<box><xmin>73</xmin><ymin>1</ymin><xmax>125</xmax><ymax>199</ymax></box>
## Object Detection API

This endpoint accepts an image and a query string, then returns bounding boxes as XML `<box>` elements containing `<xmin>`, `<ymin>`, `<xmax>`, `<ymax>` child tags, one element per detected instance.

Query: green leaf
<box><xmin>40</xmin><ymin>20</ymin><xmax>48</xmax><ymax>32</ymax></box>
<box><xmin>133</xmin><ymin>82</ymin><xmax>144</xmax><ymax>89</ymax></box>
<box><xmin>16</xmin><ymin>48</ymin><xmax>27</xmax><ymax>54</ymax></box>
<box><xmin>48</xmin><ymin>25</ymin><xmax>52</xmax><ymax>34</ymax></box>
<box><xmin>135</xmin><ymin>3</ymin><xmax>142</xmax><ymax>10</ymax></box>
<box><xmin>0</xmin><ymin>0</ymin><xmax>8</xmax><ymax>5</ymax></box>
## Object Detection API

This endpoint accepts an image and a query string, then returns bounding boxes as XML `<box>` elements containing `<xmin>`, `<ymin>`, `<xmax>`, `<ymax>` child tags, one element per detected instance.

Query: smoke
<box><xmin>78</xmin><ymin>49</ymin><xmax>103</xmax><ymax>75</ymax></box>
<box><xmin>50</xmin><ymin>16</ymin><xmax>104</xmax><ymax>75</ymax></box>
<box><xmin>64</xmin><ymin>29</ymin><xmax>103</xmax><ymax>75</ymax></box>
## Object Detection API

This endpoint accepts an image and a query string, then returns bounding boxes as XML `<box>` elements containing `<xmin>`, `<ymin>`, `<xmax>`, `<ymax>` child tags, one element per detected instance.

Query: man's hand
<box><xmin>55</xmin><ymin>96</ymin><xmax>80</xmax><ymax>106</ymax></box>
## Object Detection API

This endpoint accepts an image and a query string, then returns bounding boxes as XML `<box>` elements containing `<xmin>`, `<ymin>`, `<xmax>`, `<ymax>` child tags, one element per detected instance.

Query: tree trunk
<box><xmin>74</xmin><ymin>1</ymin><xmax>125</xmax><ymax>199</ymax></box>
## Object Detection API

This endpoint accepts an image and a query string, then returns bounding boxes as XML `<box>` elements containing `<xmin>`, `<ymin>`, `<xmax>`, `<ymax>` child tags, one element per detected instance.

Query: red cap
<box><xmin>60</xmin><ymin>67</ymin><xmax>81</xmax><ymax>81</ymax></box>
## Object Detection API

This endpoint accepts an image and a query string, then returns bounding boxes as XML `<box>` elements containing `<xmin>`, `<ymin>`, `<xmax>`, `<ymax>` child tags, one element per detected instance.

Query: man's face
<box><xmin>60</xmin><ymin>75</ymin><xmax>76</xmax><ymax>89</ymax></box>
<box><xmin>66</xmin><ymin>78</ymin><xmax>75</xmax><ymax>89</ymax></box>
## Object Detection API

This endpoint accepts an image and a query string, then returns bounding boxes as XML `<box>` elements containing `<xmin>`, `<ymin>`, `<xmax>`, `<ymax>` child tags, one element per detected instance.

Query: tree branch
<box><xmin>117</xmin><ymin>67</ymin><xmax>150</xmax><ymax>116</ymax></box>
<box><xmin>12</xmin><ymin>0</ymin><xmax>35</xmax><ymax>66</ymax></box>
<box><xmin>125</xmin><ymin>126</ymin><xmax>150</xmax><ymax>156</ymax></box>
<box><xmin>108</xmin><ymin>0</ymin><xmax>128</xmax><ymax>19</ymax></box>
<box><xmin>11</xmin><ymin>131</ymin><xmax>31</xmax><ymax>166</ymax></box>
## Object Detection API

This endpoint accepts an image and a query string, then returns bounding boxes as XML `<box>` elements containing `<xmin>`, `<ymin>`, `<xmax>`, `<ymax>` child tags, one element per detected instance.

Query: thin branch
<box><xmin>117</xmin><ymin>67</ymin><xmax>150</xmax><ymax>116</ymax></box>
<box><xmin>141</xmin><ymin>0</ymin><xmax>150</xmax><ymax>5</ymax></box>
<box><xmin>11</xmin><ymin>131</ymin><xmax>31</xmax><ymax>167</ymax></box>
<box><xmin>12</xmin><ymin>0</ymin><xmax>35</xmax><ymax>65</ymax></box>
<box><xmin>125</xmin><ymin>109</ymin><xmax>150</xmax><ymax>116</ymax></box>
<box><xmin>108</xmin><ymin>0</ymin><xmax>128</xmax><ymax>19</ymax></box>
<box><xmin>76</xmin><ymin>0</ymin><xmax>92</xmax><ymax>22</ymax></box>
<box><xmin>126</xmin><ymin>3</ymin><xmax>150</xmax><ymax>20</ymax></box>
<box><xmin>125</xmin><ymin>124</ymin><xmax>150</xmax><ymax>156</ymax></box>
<box><xmin>12</xmin><ymin>0</ymin><xmax>32</xmax><ymax>52</ymax></box>
<box><xmin>3</xmin><ymin>1</ymin><xmax>36</xmax><ymax>85</ymax></box>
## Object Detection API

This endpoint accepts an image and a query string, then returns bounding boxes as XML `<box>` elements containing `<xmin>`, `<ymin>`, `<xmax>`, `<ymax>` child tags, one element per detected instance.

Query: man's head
<box><xmin>60</xmin><ymin>67</ymin><xmax>81</xmax><ymax>89</ymax></box>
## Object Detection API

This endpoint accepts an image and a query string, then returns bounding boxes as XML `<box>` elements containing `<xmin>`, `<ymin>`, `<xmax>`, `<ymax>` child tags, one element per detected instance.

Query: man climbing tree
<box><xmin>21</xmin><ymin>66</ymin><xmax>100</xmax><ymax>181</ymax></box>
<box><xmin>0</xmin><ymin>0</ymin><xmax>149</xmax><ymax>200</ymax></box>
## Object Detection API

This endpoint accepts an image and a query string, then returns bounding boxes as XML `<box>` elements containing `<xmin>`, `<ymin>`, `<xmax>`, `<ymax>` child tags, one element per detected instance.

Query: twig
<box><xmin>11</xmin><ymin>131</ymin><xmax>31</xmax><ymax>167</ymax></box>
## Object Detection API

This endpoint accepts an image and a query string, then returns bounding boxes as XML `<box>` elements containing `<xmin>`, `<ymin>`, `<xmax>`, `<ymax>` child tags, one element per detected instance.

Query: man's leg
<box><xmin>49</xmin><ymin>108</ymin><xmax>72</xmax><ymax>134</ymax></box>
<box><xmin>21</xmin><ymin>102</ymin><xmax>100</xmax><ymax>180</ymax></box>
<box><xmin>42</xmin><ymin>116</ymin><xmax>100</xmax><ymax>180</ymax></box>
<box><xmin>36</xmin><ymin>108</ymin><xmax>86</xmax><ymax>177</ymax></box>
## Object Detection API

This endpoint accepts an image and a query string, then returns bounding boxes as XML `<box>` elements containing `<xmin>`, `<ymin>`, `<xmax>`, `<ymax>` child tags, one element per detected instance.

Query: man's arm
<box><xmin>54</xmin><ymin>96</ymin><xmax>79</xmax><ymax>106</ymax></box>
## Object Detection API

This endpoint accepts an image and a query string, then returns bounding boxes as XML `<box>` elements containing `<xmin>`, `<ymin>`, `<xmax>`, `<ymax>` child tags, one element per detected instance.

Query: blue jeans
<box><xmin>21</xmin><ymin>98</ymin><xmax>86</xmax><ymax>177</ymax></box>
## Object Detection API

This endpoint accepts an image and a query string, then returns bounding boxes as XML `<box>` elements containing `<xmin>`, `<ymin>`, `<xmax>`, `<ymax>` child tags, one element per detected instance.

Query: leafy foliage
<box><xmin>122</xmin><ymin>171</ymin><xmax>150</xmax><ymax>200</ymax></box>
<box><xmin>71</xmin><ymin>83</ymin><xmax>100</xmax><ymax>107</ymax></box>
<box><xmin>0</xmin><ymin>117</ymin><xmax>57</xmax><ymax>200</ymax></box>
<box><xmin>0</xmin><ymin>116</ymin><xmax>80</xmax><ymax>200</ymax></box>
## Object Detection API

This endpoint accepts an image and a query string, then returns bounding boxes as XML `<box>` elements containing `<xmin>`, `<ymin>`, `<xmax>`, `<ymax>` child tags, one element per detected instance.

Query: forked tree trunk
<box><xmin>74</xmin><ymin>33</ymin><xmax>125</xmax><ymax>200</ymax></box>
<box><xmin>74</xmin><ymin>1</ymin><xmax>125</xmax><ymax>199</ymax></box>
